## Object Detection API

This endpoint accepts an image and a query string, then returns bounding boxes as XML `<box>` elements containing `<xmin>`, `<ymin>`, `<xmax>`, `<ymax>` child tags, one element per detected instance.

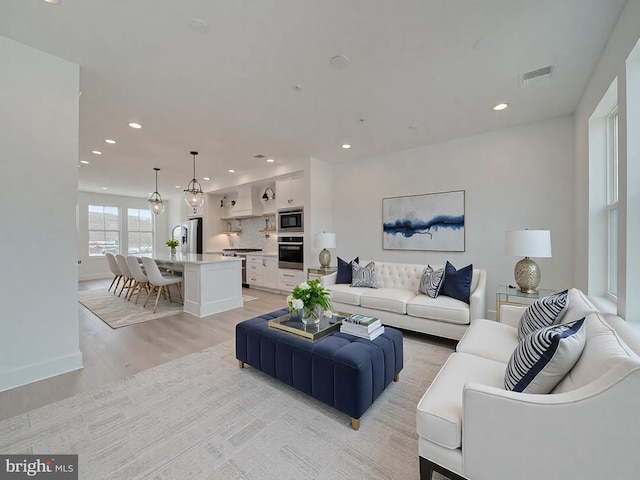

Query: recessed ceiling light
<box><xmin>91</xmin><ymin>150</ymin><xmax>102</xmax><ymax>155</ymax></box>
<box><xmin>203</xmin><ymin>177</ymin><xmax>210</xmax><ymax>181</ymax></box>
<box><xmin>101</xmin><ymin>187</ymin><xmax>108</xmax><ymax>190</ymax></box>
<box><xmin>342</xmin><ymin>144</ymin><xmax>352</xmax><ymax>149</ymax></box>
<box><xmin>330</xmin><ymin>55</ymin><xmax>350</xmax><ymax>69</ymax></box>
<box><xmin>188</xmin><ymin>19</ymin><xmax>210</xmax><ymax>34</ymax></box>
<box><xmin>228</xmin><ymin>169</ymin><xmax>235</xmax><ymax>173</ymax></box>
<box><xmin>77</xmin><ymin>165</ymin><xmax>82</xmax><ymax>168</ymax></box>
<box><xmin>80</xmin><ymin>160</ymin><xmax>89</xmax><ymax>164</ymax></box>
<box><xmin>266</xmin><ymin>158</ymin><xmax>275</xmax><ymax>163</ymax></box>
<box><xmin>128</xmin><ymin>122</ymin><xmax>142</xmax><ymax>129</ymax></box>
<box><xmin>492</xmin><ymin>103</ymin><xmax>509</xmax><ymax>111</ymax></box>
<box><xmin>43</xmin><ymin>0</ymin><xmax>59</xmax><ymax>4</ymax></box>
<box><xmin>105</xmin><ymin>139</ymin><xmax>116</xmax><ymax>144</ymax></box>
<box><xmin>175</xmin><ymin>185</ymin><xmax>181</xmax><ymax>189</ymax></box>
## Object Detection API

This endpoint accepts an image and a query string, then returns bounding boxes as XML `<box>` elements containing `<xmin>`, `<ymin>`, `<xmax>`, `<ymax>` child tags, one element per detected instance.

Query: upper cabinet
<box><xmin>276</xmin><ymin>174</ymin><xmax>305</xmax><ymax>210</ymax></box>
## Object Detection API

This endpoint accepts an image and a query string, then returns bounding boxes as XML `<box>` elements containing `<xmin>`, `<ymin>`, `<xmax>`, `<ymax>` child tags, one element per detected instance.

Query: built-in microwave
<box><xmin>278</xmin><ymin>208</ymin><xmax>303</xmax><ymax>233</ymax></box>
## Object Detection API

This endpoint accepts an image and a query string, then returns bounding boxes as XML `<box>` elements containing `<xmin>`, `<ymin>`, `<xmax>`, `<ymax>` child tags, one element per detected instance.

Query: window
<box><xmin>606</xmin><ymin>108</ymin><xmax>618</xmax><ymax>298</ymax></box>
<box><xmin>88</xmin><ymin>205</ymin><xmax>120</xmax><ymax>256</ymax></box>
<box><xmin>128</xmin><ymin>208</ymin><xmax>153</xmax><ymax>254</ymax></box>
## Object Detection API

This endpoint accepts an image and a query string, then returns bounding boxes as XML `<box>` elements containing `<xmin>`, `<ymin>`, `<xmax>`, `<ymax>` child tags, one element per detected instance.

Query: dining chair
<box><xmin>105</xmin><ymin>252</ymin><xmax>123</xmax><ymax>294</ymax></box>
<box><xmin>126</xmin><ymin>256</ymin><xmax>150</xmax><ymax>304</ymax></box>
<box><xmin>141</xmin><ymin>256</ymin><xmax>184</xmax><ymax>313</ymax></box>
<box><xmin>115</xmin><ymin>254</ymin><xmax>135</xmax><ymax>298</ymax></box>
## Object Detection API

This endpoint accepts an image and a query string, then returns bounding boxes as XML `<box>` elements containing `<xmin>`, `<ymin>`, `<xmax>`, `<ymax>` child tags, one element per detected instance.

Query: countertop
<box><xmin>151</xmin><ymin>253</ymin><xmax>242</xmax><ymax>265</ymax></box>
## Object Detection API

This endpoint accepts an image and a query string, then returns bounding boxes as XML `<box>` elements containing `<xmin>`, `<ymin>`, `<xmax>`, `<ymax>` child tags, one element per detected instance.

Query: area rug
<box><xmin>0</xmin><ymin>336</ymin><xmax>453</xmax><ymax>479</ymax></box>
<box><xmin>78</xmin><ymin>288</ymin><xmax>184</xmax><ymax>328</ymax></box>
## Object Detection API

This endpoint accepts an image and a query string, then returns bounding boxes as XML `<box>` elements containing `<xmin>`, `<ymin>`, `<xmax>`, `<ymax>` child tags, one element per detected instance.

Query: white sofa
<box><xmin>321</xmin><ymin>261</ymin><xmax>487</xmax><ymax>340</ymax></box>
<box><xmin>416</xmin><ymin>288</ymin><xmax>640</xmax><ymax>480</ymax></box>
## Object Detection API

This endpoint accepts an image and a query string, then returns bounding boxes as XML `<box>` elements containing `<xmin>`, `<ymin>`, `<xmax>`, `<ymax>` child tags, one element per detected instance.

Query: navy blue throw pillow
<box><xmin>439</xmin><ymin>261</ymin><xmax>473</xmax><ymax>304</ymax></box>
<box><xmin>336</xmin><ymin>256</ymin><xmax>359</xmax><ymax>284</ymax></box>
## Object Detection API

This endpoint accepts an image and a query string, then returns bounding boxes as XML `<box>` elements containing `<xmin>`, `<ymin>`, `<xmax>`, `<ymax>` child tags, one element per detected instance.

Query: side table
<box><xmin>496</xmin><ymin>284</ymin><xmax>554</xmax><ymax>321</ymax></box>
<box><xmin>307</xmin><ymin>266</ymin><xmax>337</xmax><ymax>281</ymax></box>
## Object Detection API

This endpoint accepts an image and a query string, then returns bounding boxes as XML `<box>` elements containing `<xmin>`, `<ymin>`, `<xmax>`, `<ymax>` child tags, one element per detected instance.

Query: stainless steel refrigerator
<box><xmin>180</xmin><ymin>218</ymin><xmax>203</xmax><ymax>254</ymax></box>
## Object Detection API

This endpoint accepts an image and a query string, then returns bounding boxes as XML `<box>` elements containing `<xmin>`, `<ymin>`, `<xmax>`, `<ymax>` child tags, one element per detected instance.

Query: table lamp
<box><xmin>505</xmin><ymin>229</ymin><xmax>552</xmax><ymax>293</ymax></box>
<box><xmin>315</xmin><ymin>232</ymin><xmax>336</xmax><ymax>269</ymax></box>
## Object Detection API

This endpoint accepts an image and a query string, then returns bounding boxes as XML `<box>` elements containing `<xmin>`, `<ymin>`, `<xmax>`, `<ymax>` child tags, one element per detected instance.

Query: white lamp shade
<box><xmin>505</xmin><ymin>230</ymin><xmax>552</xmax><ymax>258</ymax></box>
<box><xmin>315</xmin><ymin>232</ymin><xmax>336</xmax><ymax>249</ymax></box>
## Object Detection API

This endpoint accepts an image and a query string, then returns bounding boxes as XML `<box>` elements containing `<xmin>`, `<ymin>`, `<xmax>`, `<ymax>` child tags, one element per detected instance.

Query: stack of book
<box><xmin>340</xmin><ymin>314</ymin><xmax>385</xmax><ymax>340</ymax></box>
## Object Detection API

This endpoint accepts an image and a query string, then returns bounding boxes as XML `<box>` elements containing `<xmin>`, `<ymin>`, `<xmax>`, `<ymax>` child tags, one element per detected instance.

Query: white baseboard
<box><xmin>0</xmin><ymin>351</ymin><xmax>83</xmax><ymax>393</ymax></box>
<box><xmin>79</xmin><ymin>273</ymin><xmax>111</xmax><ymax>282</ymax></box>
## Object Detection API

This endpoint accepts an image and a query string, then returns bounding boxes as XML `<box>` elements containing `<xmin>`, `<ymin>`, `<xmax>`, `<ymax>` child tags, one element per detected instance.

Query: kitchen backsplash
<box><xmin>226</xmin><ymin>216</ymin><xmax>278</xmax><ymax>252</ymax></box>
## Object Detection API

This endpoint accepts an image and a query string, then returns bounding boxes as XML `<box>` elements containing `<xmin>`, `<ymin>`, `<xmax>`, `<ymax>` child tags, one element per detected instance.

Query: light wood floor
<box><xmin>0</xmin><ymin>279</ymin><xmax>289</xmax><ymax>421</ymax></box>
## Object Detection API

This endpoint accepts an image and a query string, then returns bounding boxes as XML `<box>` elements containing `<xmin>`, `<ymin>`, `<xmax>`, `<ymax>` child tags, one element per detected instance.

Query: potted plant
<box><xmin>166</xmin><ymin>239</ymin><xmax>179</xmax><ymax>255</ymax></box>
<box><xmin>287</xmin><ymin>279</ymin><xmax>333</xmax><ymax>325</ymax></box>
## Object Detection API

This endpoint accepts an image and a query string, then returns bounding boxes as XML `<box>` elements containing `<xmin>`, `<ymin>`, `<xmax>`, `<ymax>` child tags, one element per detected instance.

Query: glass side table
<box><xmin>496</xmin><ymin>284</ymin><xmax>555</xmax><ymax>321</ymax></box>
<box><xmin>307</xmin><ymin>266</ymin><xmax>337</xmax><ymax>281</ymax></box>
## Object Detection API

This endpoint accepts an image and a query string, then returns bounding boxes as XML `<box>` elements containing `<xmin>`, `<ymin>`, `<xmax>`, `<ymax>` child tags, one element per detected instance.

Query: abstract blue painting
<box><xmin>383</xmin><ymin>190</ymin><xmax>465</xmax><ymax>251</ymax></box>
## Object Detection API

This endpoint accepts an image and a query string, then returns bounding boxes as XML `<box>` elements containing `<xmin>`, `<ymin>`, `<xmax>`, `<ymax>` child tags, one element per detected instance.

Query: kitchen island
<box><xmin>150</xmin><ymin>252</ymin><xmax>243</xmax><ymax>318</ymax></box>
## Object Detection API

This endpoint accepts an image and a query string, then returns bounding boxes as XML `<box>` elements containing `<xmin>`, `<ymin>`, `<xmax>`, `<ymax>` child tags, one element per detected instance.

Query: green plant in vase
<box><xmin>166</xmin><ymin>239</ymin><xmax>179</xmax><ymax>255</ymax></box>
<box><xmin>287</xmin><ymin>279</ymin><xmax>333</xmax><ymax>325</ymax></box>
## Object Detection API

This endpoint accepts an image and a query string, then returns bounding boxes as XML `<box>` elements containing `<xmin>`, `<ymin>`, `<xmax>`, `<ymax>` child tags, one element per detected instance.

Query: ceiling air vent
<box><xmin>253</xmin><ymin>154</ymin><xmax>265</xmax><ymax>159</ymax></box>
<box><xmin>522</xmin><ymin>65</ymin><xmax>553</xmax><ymax>85</ymax></box>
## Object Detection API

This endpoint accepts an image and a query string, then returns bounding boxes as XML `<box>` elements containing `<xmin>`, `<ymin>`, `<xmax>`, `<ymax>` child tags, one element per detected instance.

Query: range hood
<box><xmin>228</xmin><ymin>186</ymin><xmax>258</xmax><ymax>218</ymax></box>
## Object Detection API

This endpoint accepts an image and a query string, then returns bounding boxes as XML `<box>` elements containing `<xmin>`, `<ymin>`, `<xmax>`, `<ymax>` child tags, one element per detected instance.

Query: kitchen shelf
<box><xmin>222</xmin><ymin>230</ymin><xmax>242</xmax><ymax>235</ymax></box>
<box><xmin>259</xmin><ymin>228</ymin><xmax>277</xmax><ymax>232</ymax></box>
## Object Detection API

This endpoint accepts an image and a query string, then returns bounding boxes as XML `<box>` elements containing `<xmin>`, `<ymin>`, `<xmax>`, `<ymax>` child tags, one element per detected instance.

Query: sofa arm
<box><xmin>319</xmin><ymin>271</ymin><xmax>337</xmax><ymax>287</ymax></box>
<box><xmin>462</xmin><ymin>365</ymin><xmax>640</xmax><ymax>480</ymax></box>
<box><xmin>469</xmin><ymin>269</ymin><xmax>487</xmax><ymax>321</ymax></box>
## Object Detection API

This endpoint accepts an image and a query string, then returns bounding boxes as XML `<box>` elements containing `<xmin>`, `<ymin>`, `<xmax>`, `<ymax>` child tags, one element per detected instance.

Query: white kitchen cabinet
<box><xmin>276</xmin><ymin>174</ymin><xmax>305</xmax><ymax>210</ymax></box>
<box><xmin>263</xmin><ymin>256</ymin><xmax>278</xmax><ymax>289</ymax></box>
<box><xmin>278</xmin><ymin>268</ymin><xmax>305</xmax><ymax>292</ymax></box>
<box><xmin>247</xmin><ymin>255</ymin><xmax>278</xmax><ymax>290</ymax></box>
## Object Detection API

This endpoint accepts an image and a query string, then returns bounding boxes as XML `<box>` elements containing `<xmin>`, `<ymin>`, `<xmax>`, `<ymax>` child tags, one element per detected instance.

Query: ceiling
<box><xmin>0</xmin><ymin>0</ymin><xmax>626</xmax><ymax>201</ymax></box>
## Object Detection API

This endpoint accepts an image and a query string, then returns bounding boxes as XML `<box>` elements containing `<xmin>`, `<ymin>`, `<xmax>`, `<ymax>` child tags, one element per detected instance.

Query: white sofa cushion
<box><xmin>456</xmin><ymin>319</ymin><xmax>519</xmax><ymax>363</ymax></box>
<box><xmin>416</xmin><ymin>352</ymin><xmax>505</xmax><ymax>449</ymax></box>
<box><xmin>560</xmin><ymin>287</ymin><xmax>597</xmax><ymax>323</ymax></box>
<box><xmin>326</xmin><ymin>284</ymin><xmax>368</xmax><ymax>306</ymax></box>
<box><xmin>360</xmin><ymin>288</ymin><xmax>416</xmax><ymax>314</ymax></box>
<box><xmin>505</xmin><ymin>318</ymin><xmax>587</xmax><ymax>393</ymax></box>
<box><xmin>553</xmin><ymin>312</ymin><xmax>638</xmax><ymax>393</ymax></box>
<box><xmin>406</xmin><ymin>294</ymin><xmax>470</xmax><ymax>325</ymax></box>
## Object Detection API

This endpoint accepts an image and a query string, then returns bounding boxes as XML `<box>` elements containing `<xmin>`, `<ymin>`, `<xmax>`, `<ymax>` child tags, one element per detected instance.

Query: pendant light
<box><xmin>148</xmin><ymin>167</ymin><xmax>165</xmax><ymax>215</ymax></box>
<box><xmin>184</xmin><ymin>150</ymin><xmax>204</xmax><ymax>213</ymax></box>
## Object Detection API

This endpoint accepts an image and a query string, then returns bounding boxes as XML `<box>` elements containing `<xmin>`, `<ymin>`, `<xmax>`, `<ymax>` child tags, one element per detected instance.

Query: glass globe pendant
<box><xmin>148</xmin><ymin>167</ymin><xmax>165</xmax><ymax>215</ymax></box>
<box><xmin>184</xmin><ymin>151</ymin><xmax>204</xmax><ymax>213</ymax></box>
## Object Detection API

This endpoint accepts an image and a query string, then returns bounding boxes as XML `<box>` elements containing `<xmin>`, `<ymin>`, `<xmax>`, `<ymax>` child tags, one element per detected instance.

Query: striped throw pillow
<box><xmin>518</xmin><ymin>290</ymin><xmax>569</xmax><ymax>339</ymax></box>
<box><xmin>419</xmin><ymin>265</ymin><xmax>445</xmax><ymax>298</ymax></box>
<box><xmin>351</xmin><ymin>261</ymin><xmax>377</xmax><ymax>288</ymax></box>
<box><xmin>505</xmin><ymin>318</ymin><xmax>586</xmax><ymax>394</ymax></box>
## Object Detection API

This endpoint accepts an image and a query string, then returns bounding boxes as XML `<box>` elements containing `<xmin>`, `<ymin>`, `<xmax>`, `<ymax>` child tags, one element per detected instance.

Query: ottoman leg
<box><xmin>351</xmin><ymin>418</ymin><xmax>360</xmax><ymax>431</ymax></box>
<box><xmin>394</xmin><ymin>373</ymin><xmax>400</xmax><ymax>382</ymax></box>
<box><xmin>238</xmin><ymin>360</ymin><xmax>244</xmax><ymax>368</ymax></box>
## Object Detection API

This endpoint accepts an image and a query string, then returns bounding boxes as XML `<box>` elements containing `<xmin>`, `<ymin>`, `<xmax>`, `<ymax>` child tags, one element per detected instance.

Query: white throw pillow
<box><xmin>505</xmin><ymin>318</ymin><xmax>586</xmax><ymax>394</ymax></box>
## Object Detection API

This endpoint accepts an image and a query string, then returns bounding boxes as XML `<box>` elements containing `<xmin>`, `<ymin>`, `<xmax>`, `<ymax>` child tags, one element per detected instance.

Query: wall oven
<box><xmin>278</xmin><ymin>236</ymin><xmax>304</xmax><ymax>270</ymax></box>
<box><xmin>278</xmin><ymin>208</ymin><xmax>303</xmax><ymax>233</ymax></box>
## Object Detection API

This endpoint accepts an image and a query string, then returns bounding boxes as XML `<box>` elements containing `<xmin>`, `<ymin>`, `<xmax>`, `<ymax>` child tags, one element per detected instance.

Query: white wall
<box><xmin>574</xmin><ymin>0</ymin><xmax>640</xmax><ymax>321</ymax></box>
<box><xmin>77</xmin><ymin>191</ymin><xmax>173</xmax><ymax>280</ymax></box>
<box><xmin>0</xmin><ymin>36</ymin><xmax>82</xmax><ymax>391</ymax></box>
<box><xmin>332</xmin><ymin>116</ymin><xmax>575</xmax><ymax>318</ymax></box>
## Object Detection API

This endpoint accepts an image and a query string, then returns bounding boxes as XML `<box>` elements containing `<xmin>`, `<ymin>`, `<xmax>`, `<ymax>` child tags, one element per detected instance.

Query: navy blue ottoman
<box><xmin>235</xmin><ymin>308</ymin><xmax>404</xmax><ymax>430</ymax></box>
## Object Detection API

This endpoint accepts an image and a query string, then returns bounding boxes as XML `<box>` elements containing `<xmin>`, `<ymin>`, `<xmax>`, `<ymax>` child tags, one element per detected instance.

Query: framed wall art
<box><xmin>382</xmin><ymin>190</ymin><xmax>465</xmax><ymax>251</ymax></box>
